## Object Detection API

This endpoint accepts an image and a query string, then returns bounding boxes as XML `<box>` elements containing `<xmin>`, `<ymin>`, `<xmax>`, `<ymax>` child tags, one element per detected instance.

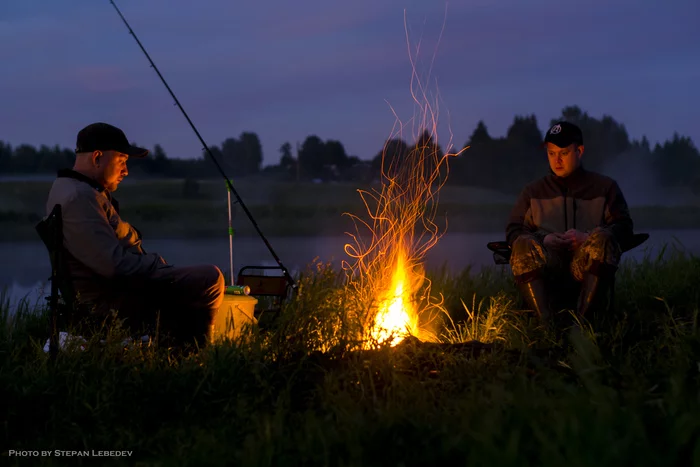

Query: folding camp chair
<box><xmin>35</xmin><ymin>204</ymin><xmax>89</xmax><ymax>358</ymax></box>
<box><xmin>236</xmin><ymin>265</ymin><xmax>293</xmax><ymax>318</ymax></box>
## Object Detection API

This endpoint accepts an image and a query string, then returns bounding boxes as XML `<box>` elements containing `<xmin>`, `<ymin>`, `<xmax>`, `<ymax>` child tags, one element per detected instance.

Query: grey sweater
<box><xmin>45</xmin><ymin>170</ymin><xmax>163</xmax><ymax>295</ymax></box>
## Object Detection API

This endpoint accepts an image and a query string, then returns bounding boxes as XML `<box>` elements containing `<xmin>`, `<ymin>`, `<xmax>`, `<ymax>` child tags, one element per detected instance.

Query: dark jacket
<box><xmin>45</xmin><ymin>169</ymin><xmax>166</xmax><ymax>301</ymax></box>
<box><xmin>505</xmin><ymin>166</ymin><xmax>634</xmax><ymax>249</ymax></box>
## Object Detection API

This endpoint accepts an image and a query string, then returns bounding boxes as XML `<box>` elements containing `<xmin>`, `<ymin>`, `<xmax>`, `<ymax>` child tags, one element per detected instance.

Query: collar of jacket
<box><xmin>56</xmin><ymin>168</ymin><xmax>121</xmax><ymax>213</ymax></box>
<box><xmin>57</xmin><ymin>168</ymin><xmax>106</xmax><ymax>192</ymax></box>
<box><xmin>548</xmin><ymin>165</ymin><xmax>587</xmax><ymax>191</ymax></box>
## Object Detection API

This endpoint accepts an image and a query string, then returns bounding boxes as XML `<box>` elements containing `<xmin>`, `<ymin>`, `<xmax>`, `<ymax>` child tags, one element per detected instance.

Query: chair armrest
<box><xmin>487</xmin><ymin>241</ymin><xmax>511</xmax><ymax>265</ymax></box>
<box><xmin>621</xmin><ymin>233</ymin><xmax>649</xmax><ymax>253</ymax></box>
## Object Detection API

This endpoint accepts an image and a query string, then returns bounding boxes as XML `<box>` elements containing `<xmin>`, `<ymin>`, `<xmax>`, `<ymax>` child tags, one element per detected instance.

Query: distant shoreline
<box><xmin>3</xmin><ymin>211</ymin><xmax>700</xmax><ymax>244</ymax></box>
<box><xmin>2</xmin><ymin>178</ymin><xmax>699</xmax><ymax>242</ymax></box>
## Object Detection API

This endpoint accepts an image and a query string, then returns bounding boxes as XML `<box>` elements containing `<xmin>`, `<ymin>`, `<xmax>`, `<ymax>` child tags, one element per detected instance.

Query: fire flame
<box><xmin>371</xmin><ymin>247</ymin><xmax>418</xmax><ymax>346</ymax></box>
<box><xmin>342</xmin><ymin>11</ymin><xmax>468</xmax><ymax>347</ymax></box>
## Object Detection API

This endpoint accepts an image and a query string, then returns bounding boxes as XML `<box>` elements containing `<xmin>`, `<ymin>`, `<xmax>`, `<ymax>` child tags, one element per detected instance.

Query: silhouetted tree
<box><xmin>1</xmin><ymin>106</ymin><xmax>695</xmax><ymax>191</ymax></box>
<box><xmin>153</xmin><ymin>144</ymin><xmax>167</xmax><ymax>160</ymax></box>
<box><xmin>0</xmin><ymin>141</ymin><xmax>12</xmax><ymax>172</ymax></box>
<box><xmin>325</xmin><ymin>140</ymin><xmax>351</xmax><ymax>172</ymax></box>
<box><xmin>467</xmin><ymin>120</ymin><xmax>492</xmax><ymax>146</ymax></box>
<box><xmin>239</xmin><ymin>131</ymin><xmax>263</xmax><ymax>175</ymax></box>
<box><xmin>278</xmin><ymin>142</ymin><xmax>295</xmax><ymax>171</ymax></box>
<box><xmin>12</xmin><ymin>145</ymin><xmax>40</xmax><ymax>172</ymax></box>
<box><xmin>279</xmin><ymin>142</ymin><xmax>293</xmax><ymax>163</ymax></box>
<box><xmin>210</xmin><ymin>132</ymin><xmax>263</xmax><ymax>177</ymax></box>
<box><xmin>371</xmin><ymin>138</ymin><xmax>409</xmax><ymax>178</ymax></box>
<box><xmin>507</xmin><ymin>115</ymin><xmax>542</xmax><ymax>148</ymax></box>
<box><xmin>146</xmin><ymin>144</ymin><xmax>171</xmax><ymax>175</ymax></box>
<box><xmin>636</xmin><ymin>135</ymin><xmax>651</xmax><ymax>153</ymax></box>
<box><xmin>298</xmin><ymin>135</ymin><xmax>326</xmax><ymax>179</ymax></box>
<box><xmin>653</xmin><ymin>133</ymin><xmax>700</xmax><ymax>187</ymax></box>
<box><xmin>411</xmin><ymin>129</ymin><xmax>444</xmax><ymax>182</ymax></box>
<box><xmin>219</xmin><ymin>137</ymin><xmax>240</xmax><ymax>174</ymax></box>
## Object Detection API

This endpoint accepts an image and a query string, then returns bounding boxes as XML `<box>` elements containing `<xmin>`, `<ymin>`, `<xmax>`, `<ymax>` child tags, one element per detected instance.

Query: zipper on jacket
<box><xmin>563</xmin><ymin>187</ymin><xmax>568</xmax><ymax>231</ymax></box>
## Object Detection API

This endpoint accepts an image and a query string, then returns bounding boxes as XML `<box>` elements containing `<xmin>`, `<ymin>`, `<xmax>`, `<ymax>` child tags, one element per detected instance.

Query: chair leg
<box><xmin>48</xmin><ymin>284</ymin><xmax>59</xmax><ymax>360</ymax></box>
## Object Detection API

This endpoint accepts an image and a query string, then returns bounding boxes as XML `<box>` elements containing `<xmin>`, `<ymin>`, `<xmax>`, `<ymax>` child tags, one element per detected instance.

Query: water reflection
<box><xmin>2</xmin><ymin>230</ymin><xmax>697</xmax><ymax>313</ymax></box>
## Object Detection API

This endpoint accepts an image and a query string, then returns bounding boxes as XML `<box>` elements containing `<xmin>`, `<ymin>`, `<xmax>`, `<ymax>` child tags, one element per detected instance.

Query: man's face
<box><xmin>546</xmin><ymin>143</ymin><xmax>583</xmax><ymax>178</ymax></box>
<box><xmin>95</xmin><ymin>150</ymin><xmax>129</xmax><ymax>192</ymax></box>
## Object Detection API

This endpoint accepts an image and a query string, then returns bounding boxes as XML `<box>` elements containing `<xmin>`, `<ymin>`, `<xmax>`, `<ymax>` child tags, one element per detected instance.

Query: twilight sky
<box><xmin>1</xmin><ymin>0</ymin><xmax>698</xmax><ymax>165</ymax></box>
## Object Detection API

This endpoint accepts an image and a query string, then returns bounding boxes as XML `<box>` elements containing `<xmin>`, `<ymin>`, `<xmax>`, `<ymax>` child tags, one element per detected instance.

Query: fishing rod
<box><xmin>109</xmin><ymin>0</ymin><xmax>296</xmax><ymax>289</ymax></box>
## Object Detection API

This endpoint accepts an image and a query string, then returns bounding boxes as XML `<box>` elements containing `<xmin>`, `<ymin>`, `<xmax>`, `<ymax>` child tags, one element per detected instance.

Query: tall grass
<box><xmin>2</xmin><ymin>247</ymin><xmax>699</xmax><ymax>466</ymax></box>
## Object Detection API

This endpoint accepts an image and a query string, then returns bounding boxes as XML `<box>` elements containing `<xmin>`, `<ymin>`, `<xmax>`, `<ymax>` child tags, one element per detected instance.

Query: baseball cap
<box><xmin>75</xmin><ymin>122</ymin><xmax>149</xmax><ymax>158</ymax></box>
<box><xmin>543</xmin><ymin>121</ymin><xmax>584</xmax><ymax>148</ymax></box>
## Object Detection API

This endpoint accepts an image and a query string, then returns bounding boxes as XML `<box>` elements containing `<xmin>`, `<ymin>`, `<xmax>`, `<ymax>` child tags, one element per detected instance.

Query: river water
<box><xmin>2</xmin><ymin>230</ymin><xmax>698</xmax><ymax>311</ymax></box>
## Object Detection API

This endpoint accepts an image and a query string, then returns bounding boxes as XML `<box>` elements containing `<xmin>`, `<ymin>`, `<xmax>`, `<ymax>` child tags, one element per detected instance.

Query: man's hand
<box><xmin>562</xmin><ymin>229</ymin><xmax>589</xmax><ymax>250</ymax></box>
<box><xmin>543</xmin><ymin>233</ymin><xmax>572</xmax><ymax>250</ymax></box>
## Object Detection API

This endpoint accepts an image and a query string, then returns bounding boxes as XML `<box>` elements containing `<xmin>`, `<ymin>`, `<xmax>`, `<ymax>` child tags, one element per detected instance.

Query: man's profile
<box><xmin>506</xmin><ymin>121</ymin><xmax>634</xmax><ymax>324</ymax></box>
<box><xmin>45</xmin><ymin>122</ymin><xmax>225</xmax><ymax>346</ymax></box>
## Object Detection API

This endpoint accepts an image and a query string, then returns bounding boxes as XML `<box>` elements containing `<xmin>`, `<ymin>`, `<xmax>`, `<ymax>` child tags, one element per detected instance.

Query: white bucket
<box><xmin>210</xmin><ymin>294</ymin><xmax>258</xmax><ymax>343</ymax></box>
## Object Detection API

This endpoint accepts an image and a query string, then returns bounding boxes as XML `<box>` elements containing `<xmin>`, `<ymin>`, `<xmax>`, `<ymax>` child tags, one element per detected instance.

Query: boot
<box><xmin>577</xmin><ymin>270</ymin><xmax>614</xmax><ymax>318</ymax></box>
<box><xmin>517</xmin><ymin>279</ymin><xmax>553</xmax><ymax>324</ymax></box>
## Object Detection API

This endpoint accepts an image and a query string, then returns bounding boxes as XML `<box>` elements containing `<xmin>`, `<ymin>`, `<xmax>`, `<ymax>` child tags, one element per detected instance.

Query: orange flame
<box><xmin>342</xmin><ymin>10</ymin><xmax>468</xmax><ymax>347</ymax></box>
<box><xmin>370</xmin><ymin>247</ymin><xmax>418</xmax><ymax>346</ymax></box>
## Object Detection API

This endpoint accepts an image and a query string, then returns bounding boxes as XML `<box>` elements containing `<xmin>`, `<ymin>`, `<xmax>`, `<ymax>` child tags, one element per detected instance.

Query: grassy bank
<box><xmin>2</xmin><ymin>246</ymin><xmax>700</xmax><ymax>466</ymax></box>
<box><xmin>2</xmin><ymin>179</ymin><xmax>700</xmax><ymax>241</ymax></box>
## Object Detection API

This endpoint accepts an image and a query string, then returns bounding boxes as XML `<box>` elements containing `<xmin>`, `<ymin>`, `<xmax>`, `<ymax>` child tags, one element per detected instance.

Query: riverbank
<box><xmin>3</xmin><ymin>250</ymin><xmax>699</xmax><ymax>465</ymax></box>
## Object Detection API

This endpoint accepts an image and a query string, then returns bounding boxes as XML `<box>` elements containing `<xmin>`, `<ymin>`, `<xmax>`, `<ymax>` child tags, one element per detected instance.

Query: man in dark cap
<box><xmin>45</xmin><ymin>122</ymin><xmax>225</xmax><ymax>346</ymax></box>
<box><xmin>506</xmin><ymin>121</ymin><xmax>634</xmax><ymax>324</ymax></box>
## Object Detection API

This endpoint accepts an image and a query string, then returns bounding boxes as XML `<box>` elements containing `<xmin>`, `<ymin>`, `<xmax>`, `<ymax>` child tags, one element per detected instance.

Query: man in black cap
<box><xmin>45</xmin><ymin>122</ymin><xmax>225</xmax><ymax>346</ymax></box>
<box><xmin>506</xmin><ymin>121</ymin><xmax>634</xmax><ymax>324</ymax></box>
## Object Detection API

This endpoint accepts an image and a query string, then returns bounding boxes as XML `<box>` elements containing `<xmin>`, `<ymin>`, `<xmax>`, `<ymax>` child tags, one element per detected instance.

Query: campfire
<box><xmin>343</xmin><ymin>122</ymin><xmax>463</xmax><ymax>347</ymax></box>
<box><xmin>370</xmin><ymin>245</ymin><xmax>419</xmax><ymax>346</ymax></box>
<box><xmin>340</xmin><ymin>19</ymin><xmax>467</xmax><ymax>348</ymax></box>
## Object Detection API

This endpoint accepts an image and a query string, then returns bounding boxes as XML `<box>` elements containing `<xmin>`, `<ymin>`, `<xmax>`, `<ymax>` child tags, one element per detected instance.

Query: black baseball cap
<box><xmin>542</xmin><ymin>121</ymin><xmax>584</xmax><ymax>148</ymax></box>
<box><xmin>75</xmin><ymin>122</ymin><xmax>149</xmax><ymax>158</ymax></box>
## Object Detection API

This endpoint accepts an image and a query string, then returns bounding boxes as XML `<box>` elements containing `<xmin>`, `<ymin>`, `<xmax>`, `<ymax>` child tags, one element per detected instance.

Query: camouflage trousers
<box><xmin>510</xmin><ymin>227</ymin><xmax>621</xmax><ymax>283</ymax></box>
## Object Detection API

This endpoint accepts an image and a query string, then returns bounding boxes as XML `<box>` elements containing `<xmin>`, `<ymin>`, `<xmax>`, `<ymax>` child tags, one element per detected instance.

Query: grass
<box><xmin>2</xmin><ymin>179</ymin><xmax>700</xmax><ymax>240</ymax></box>
<box><xmin>2</xmin><ymin>244</ymin><xmax>700</xmax><ymax>466</ymax></box>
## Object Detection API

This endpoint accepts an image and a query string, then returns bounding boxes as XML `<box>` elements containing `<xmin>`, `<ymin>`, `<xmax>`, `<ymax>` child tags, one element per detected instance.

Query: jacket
<box><xmin>505</xmin><ymin>166</ymin><xmax>634</xmax><ymax>249</ymax></box>
<box><xmin>45</xmin><ymin>169</ymin><xmax>164</xmax><ymax>298</ymax></box>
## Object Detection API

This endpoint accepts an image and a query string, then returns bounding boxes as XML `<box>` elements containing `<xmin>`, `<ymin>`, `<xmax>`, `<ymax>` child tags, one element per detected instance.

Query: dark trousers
<box><xmin>80</xmin><ymin>264</ymin><xmax>225</xmax><ymax>345</ymax></box>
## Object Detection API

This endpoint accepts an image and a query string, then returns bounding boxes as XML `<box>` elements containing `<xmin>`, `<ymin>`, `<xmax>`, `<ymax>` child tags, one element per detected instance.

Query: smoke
<box><xmin>600</xmin><ymin>149</ymin><xmax>697</xmax><ymax>207</ymax></box>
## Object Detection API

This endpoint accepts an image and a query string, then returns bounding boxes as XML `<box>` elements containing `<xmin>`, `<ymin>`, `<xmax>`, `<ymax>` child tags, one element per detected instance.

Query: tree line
<box><xmin>1</xmin><ymin>106</ymin><xmax>698</xmax><ymax>194</ymax></box>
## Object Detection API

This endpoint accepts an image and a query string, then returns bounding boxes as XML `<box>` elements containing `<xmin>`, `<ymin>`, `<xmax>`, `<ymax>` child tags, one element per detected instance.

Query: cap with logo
<box><xmin>75</xmin><ymin>122</ymin><xmax>149</xmax><ymax>158</ymax></box>
<box><xmin>543</xmin><ymin>121</ymin><xmax>584</xmax><ymax>148</ymax></box>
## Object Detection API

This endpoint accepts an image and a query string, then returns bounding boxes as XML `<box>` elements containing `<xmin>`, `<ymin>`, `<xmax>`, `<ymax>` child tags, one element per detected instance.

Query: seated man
<box><xmin>506</xmin><ymin>121</ymin><xmax>634</xmax><ymax>323</ymax></box>
<box><xmin>45</xmin><ymin>122</ymin><xmax>225</xmax><ymax>346</ymax></box>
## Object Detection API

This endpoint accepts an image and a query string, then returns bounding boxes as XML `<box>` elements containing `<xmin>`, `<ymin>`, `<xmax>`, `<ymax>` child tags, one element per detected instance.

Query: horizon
<box><xmin>1</xmin><ymin>0</ymin><xmax>698</xmax><ymax>164</ymax></box>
